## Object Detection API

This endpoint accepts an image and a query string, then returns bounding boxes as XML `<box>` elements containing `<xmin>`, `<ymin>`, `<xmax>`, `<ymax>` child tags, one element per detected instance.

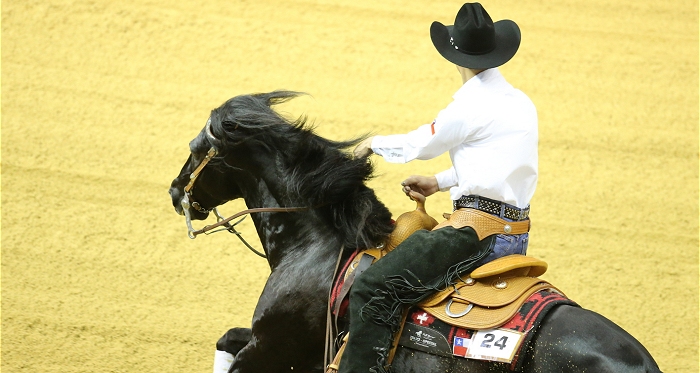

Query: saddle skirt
<box><xmin>418</xmin><ymin>256</ymin><xmax>555</xmax><ymax>330</ymax></box>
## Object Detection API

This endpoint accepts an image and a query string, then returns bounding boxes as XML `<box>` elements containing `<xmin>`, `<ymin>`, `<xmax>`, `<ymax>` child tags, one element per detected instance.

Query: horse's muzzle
<box><xmin>169</xmin><ymin>186</ymin><xmax>186</xmax><ymax>215</ymax></box>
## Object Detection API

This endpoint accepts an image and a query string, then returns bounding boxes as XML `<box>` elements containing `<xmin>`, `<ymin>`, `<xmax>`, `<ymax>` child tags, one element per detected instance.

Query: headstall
<box><xmin>183</xmin><ymin>147</ymin><xmax>218</xmax><ymax>214</ymax></box>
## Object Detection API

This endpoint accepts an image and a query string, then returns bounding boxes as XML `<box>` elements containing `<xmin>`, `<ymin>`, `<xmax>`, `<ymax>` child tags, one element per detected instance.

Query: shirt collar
<box><xmin>453</xmin><ymin>68</ymin><xmax>505</xmax><ymax>100</ymax></box>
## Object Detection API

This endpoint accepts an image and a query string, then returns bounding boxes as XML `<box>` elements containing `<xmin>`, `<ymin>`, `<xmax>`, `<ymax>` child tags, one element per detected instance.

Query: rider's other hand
<box><xmin>353</xmin><ymin>137</ymin><xmax>375</xmax><ymax>158</ymax></box>
<box><xmin>401</xmin><ymin>175</ymin><xmax>439</xmax><ymax>198</ymax></box>
<box><xmin>406</xmin><ymin>190</ymin><xmax>426</xmax><ymax>203</ymax></box>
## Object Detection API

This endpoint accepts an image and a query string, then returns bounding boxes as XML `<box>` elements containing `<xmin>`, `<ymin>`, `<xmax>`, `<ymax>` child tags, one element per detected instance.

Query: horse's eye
<box><xmin>222</xmin><ymin>120</ymin><xmax>240</xmax><ymax>131</ymax></box>
<box><xmin>188</xmin><ymin>148</ymin><xmax>203</xmax><ymax>163</ymax></box>
<box><xmin>188</xmin><ymin>142</ymin><xmax>205</xmax><ymax>163</ymax></box>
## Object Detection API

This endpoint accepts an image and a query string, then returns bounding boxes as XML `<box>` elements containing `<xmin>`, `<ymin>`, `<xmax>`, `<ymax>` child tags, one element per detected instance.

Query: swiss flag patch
<box><xmin>410</xmin><ymin>310</ymin><xmax>435</xmax><ymax>326</ymax></box>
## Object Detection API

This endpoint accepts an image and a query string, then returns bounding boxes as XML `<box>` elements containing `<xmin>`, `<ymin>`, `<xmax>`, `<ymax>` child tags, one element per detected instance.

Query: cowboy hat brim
<box><xmin>430</xmin><ymin>20</ymin><xmax>521</xmax><ymax>69</ymax></box>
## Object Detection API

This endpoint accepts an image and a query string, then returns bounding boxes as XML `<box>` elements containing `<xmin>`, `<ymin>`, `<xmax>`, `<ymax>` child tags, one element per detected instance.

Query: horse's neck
<box><xmin>244</xmin><ymin>187</ymin><xmax>341</xmax><ymax>270</ymax></box>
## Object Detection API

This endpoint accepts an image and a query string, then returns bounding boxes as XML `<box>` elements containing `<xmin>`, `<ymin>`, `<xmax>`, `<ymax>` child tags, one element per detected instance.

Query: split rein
<box><xmin>181</xmin><ymin>194</ymin><xmax>306</xmax><ymax>258</ymax></box>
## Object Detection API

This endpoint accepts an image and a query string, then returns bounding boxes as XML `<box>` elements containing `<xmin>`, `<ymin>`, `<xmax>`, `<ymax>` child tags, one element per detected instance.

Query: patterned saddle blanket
<box><xmin>399</xmin><ymin>288</ymin><xmax>576</xmax><ymax>370</ymax></box>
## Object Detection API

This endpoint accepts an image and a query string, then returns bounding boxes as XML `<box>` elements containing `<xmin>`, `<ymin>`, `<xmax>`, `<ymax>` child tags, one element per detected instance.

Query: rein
<box><xmin>190</xmin><ymin>205</ymin><xmax>308</xmax><ymax>239</ymax></box>
<box><xmin>181</xmin><ymin>192</ymin><xmax>308</xmax><ymax>259</ymax></box>
<box><xmin>182</xmin><ymin>193</ymin><xmax>308</xmax><ymax>258</ymax></box>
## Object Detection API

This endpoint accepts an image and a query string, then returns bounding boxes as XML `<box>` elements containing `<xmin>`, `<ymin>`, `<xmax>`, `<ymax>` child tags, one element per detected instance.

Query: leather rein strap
<box><xmin>189</xmin><ymin>206</ymin><xmax>308</xmax><ymax>239</ymax></box>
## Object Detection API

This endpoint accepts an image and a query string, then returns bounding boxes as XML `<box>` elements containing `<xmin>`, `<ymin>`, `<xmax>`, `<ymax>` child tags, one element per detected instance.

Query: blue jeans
<box><xmin>478</xmin><ymin>232</ymin><xmax>529</xmax><ymax>266</ymax></box>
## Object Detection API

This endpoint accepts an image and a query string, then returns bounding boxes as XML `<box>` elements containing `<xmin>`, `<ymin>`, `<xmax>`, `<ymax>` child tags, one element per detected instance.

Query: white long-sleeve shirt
<box><xmin>371</xmin><ymin>68</ymin><xmax>538</xmax><ymax>208</ymax></box>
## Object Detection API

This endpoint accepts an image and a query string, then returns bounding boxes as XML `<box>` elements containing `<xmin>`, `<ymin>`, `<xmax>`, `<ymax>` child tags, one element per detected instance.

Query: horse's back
<box><xmin>390</xmin><ymin>305</ymin><xmax>661</xmax><ymax>373</ymax></box>
<box><xmin>522</xmin><ymin>305</ymin><xmax>662</xmax><ymax>372</ymax></box>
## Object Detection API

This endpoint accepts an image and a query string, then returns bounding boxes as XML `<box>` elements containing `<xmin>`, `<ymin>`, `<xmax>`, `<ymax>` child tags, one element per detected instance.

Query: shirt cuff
<box><xmin>371</xmin><ymin>135</ymin><xmax>409</xmax><ymax>163</ymax></box>
<box><xmin>435</xmin><ymin>168</ymin><xmax>457</xmax><ymax>192</ymax></box>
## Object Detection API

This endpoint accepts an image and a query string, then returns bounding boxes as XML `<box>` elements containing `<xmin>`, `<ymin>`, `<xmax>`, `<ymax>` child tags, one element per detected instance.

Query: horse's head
<box><xmin>169</xmin><ymin>90</ymin><xmax>304</xmax><ymax>222</ymax></box>
<box><xmin>168</xmin><ymin>116</ymin><xmax>243</xmax><ymax>221</ymax></box>
<box><xmin>170</xmin><ymin>90</ymin><xmax>394</xmax><ymax>247</ymax></box>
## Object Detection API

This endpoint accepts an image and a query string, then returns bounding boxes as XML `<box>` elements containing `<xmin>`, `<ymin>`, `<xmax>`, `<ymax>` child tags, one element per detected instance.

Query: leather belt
<box><xmin>433</xmin><ymin>208</ymin><xmax>530</xmax><ymax>241</ymax></box>
<box><xmin>453</xmin><ymin>195</ymin><xmax>529</xmax><ymax>221</ymax></box>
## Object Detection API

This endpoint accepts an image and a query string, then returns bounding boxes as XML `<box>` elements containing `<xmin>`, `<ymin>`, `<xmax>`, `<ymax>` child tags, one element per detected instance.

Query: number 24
<box><xmin>480</xmin><ymin>333</ymin><xmax>508</xmax><ymax>350</ymax></box>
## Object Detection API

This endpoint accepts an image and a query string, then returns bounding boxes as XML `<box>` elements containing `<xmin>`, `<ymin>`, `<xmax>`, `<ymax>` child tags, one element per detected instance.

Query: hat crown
<box><xmin>451</xmin><ymin>3</ymin><xmax>496</xmax><ymax>55</ymax></box>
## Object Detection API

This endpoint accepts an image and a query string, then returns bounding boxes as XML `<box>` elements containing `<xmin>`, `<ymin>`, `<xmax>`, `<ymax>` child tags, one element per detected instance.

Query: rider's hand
<box><xmin>401</xmin><ymin>175</ymin><xmax>439</xmax><ymax>199</ymax></box>
<box><xmin>353</xmin><ymin>137</ymin><xmax>375</xmax><ymax>158</ymax></box>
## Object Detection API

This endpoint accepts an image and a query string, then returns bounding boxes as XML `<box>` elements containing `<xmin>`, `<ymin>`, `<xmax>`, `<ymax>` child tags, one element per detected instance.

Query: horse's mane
<box><xmin>211</xmin><ymin>90</ymin><xmax>394</xmax><ymax>249</ymax></box>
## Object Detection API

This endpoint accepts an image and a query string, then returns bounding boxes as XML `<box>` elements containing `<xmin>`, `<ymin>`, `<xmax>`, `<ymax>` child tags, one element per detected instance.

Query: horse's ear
<box><xmin>259</xmin><ymin>90</ymin><xmax>306</xmax><ymax>108</ymax></box>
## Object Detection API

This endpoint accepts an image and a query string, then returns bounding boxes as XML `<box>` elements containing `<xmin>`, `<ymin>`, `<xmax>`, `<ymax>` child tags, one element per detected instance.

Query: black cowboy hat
<box><xmin>430</xmin><ymin>3</ymin><xmax>520</xmax><ymax>69</ymax></box>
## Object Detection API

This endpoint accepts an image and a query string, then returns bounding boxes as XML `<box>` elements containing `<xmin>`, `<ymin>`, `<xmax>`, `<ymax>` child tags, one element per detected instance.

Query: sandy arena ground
<box><xmin>2</xmin><ymin>1</ymin><xmax>698</xmax><ymax>372</ymax></box>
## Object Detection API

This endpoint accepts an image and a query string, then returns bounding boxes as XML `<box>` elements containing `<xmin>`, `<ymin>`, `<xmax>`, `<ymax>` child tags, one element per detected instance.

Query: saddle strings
<box><xmin>325</xmin><ymin>246</ymin><xmax>345</xmax><ymax>370</ymax></box>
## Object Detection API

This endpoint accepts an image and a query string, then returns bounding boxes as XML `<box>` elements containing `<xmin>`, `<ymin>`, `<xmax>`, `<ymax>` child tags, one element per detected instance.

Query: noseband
<box><xmin>179</xmin><ymin>144</ymin><xmax>227</xmax><ymax>241</ymax></box>
<box><xmin>183</xmin><ymin>147</ymin><xmax>218</xmax><ymax>214</ymax></box>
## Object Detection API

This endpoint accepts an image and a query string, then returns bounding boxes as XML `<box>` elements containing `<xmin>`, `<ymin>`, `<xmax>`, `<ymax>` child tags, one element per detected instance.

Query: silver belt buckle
<box><xmin>518</xmin><ymin>208</ymin><xmax>529</xmax><ymax>220</ymax></box>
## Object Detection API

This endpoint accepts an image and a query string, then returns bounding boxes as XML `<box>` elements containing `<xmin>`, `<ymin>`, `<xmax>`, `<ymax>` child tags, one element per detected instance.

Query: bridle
<box><xmin>178</xmin><ymin>121</ymin><xmax>308</xmax><ymax>257</ymax></box>
<box><xmin>183</xmin><ymin>147</ymin><xmax>218</xmax><ymax>215</ymax></box>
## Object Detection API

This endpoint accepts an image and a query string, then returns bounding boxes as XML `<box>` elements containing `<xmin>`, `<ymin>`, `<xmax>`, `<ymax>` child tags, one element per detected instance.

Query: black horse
<box><xmin>169</xmin><ymin>91</ymin><xmax>661</xmax><ymax>373</ymax></box>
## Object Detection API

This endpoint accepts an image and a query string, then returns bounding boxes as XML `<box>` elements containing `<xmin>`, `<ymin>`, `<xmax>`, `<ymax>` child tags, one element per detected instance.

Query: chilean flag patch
<box><xmin>453</xmin><ymin>336</ymin><xmax>469</xmax><ymax>357</ymax></box>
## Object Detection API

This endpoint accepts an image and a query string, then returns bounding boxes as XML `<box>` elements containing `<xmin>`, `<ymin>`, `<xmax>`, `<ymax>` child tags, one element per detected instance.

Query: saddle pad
<box><xmin>397</xmin><ymin>289</ymin><xmax>579</xmax><ymax>371</ymax></box>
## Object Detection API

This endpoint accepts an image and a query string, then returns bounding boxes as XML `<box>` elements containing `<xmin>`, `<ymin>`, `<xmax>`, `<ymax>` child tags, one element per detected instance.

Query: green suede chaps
<box><xmin>337</xmin><ymin>226</ymin><xmax>496</xmax><ymax>373</ymax></box>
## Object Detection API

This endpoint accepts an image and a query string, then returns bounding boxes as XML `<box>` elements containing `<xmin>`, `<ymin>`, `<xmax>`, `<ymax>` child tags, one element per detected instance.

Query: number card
<box><xmin>465</xmin><ymin>328</ymin><xmax>524</xmax><ymax>363</ymax></box>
